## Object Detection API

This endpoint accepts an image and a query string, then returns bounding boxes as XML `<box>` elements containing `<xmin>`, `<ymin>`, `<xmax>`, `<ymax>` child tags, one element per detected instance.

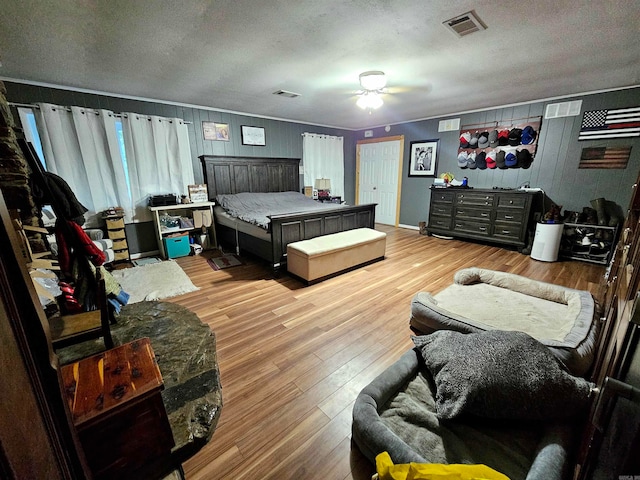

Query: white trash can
<box><xmin>531</xmin><ymin>223</ymin><xmax>564</xmax><ymax>262</ymax></box>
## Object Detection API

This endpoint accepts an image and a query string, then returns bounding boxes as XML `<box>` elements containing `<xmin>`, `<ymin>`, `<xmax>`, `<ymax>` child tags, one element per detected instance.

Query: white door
<box><xmin>357</xmin><ymin>139</ymin><xmax>402</xmax><ymax>226</ymax></box>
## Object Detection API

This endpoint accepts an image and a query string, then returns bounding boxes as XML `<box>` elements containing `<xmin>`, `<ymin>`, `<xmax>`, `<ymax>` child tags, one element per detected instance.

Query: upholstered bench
<box><xmin>287</xmin><ymin>228</ymin><xmax>386</xmax><ymax>284</ymax></box>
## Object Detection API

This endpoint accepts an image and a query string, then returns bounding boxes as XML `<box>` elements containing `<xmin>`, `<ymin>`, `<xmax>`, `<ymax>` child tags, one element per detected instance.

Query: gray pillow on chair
<box><xmin>412</xmin><ymin>330</ymin><xmax>594</xmax><ymax>421</ymax></box>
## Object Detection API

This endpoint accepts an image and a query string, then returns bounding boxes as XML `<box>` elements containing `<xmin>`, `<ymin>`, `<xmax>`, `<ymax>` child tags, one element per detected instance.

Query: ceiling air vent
<box><xmin>273</xmin><ymin>90</ymin><xmax>301</xmax><ymax>98</ymax></box>
<box><xmin>443</xmin><ymin>11</ymin><xmax>486</xmax><ymax>37</ymax></box>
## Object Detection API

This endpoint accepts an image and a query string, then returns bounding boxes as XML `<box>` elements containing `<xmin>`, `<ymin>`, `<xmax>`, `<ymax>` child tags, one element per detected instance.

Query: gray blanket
<box><xmin>352</xmin><ymin>349</ymin><xmax>576</xmax><ymax>480</ymax></box>
<box><xmin>216</xmin><ymin>191</ymin><xmax>343</xmax><ymax>229</ymax></box>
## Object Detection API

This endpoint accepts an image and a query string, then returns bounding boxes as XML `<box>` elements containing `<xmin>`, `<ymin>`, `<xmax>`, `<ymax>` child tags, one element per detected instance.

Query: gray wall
<box><xmin>6</xmin><ymin>81</ymin><xmax>640</xmax><ymax>252</ymax></box>
<box><xmin>355</xmin><ymin>87</ymin><xmax>640</xmax><ymax>227</ymax></box>
<box><xmin>5</xmin><ymin>81</ymin><xmax>356</xmax><ymax>253</ymax></box>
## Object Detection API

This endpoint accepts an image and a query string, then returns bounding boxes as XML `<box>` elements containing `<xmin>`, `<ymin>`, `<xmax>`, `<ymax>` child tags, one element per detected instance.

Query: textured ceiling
<box><xmin>1</xmin><ymin>0</ymin><xmax>639</xmax><ymax>130</ymax></box>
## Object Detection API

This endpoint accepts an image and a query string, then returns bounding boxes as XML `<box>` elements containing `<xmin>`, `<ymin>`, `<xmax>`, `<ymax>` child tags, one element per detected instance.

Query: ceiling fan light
<box><xmin>359</xmin><ymin>71</ymin><xmax>387</xmax><ymax>91</ymax></box>
<box><xmin>356</xmin><ymin>92</ymin><xmax>383</xmax><ymax>110</ymax></box>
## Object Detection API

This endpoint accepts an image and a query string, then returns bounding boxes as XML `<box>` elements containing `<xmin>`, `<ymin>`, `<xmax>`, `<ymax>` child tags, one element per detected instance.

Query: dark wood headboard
<box><xmin>199</xmin><ymin>155</ymin><xmax>300</xmax><ymax>200</ymax></box>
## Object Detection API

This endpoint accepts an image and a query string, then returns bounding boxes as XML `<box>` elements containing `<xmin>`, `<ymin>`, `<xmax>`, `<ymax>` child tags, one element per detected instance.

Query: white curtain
<box><xmin>121</xmin><ymin>114</ymin><xmax>194</xmax><ymax>222</ymax></box>
<box><xmin>34</xmin><ymin>103</ymin><xmax>129</xmax><ymax>226</ymax></box>
<box><xmin>302</xmin><ymin>133</ymin><xmax>344</xmax><ymax>198</ymax></box>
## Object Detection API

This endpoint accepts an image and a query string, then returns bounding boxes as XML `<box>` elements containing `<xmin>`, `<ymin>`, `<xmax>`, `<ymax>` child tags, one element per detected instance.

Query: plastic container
<box><xmin>531</xmin><ymin>223</ymin><xmax>564</xmax><ymax>262</ymax></box>
<box><xmin>163</xmin><ymin>234</ymin><xmax>190</xmax><ymax>259</ymax></box>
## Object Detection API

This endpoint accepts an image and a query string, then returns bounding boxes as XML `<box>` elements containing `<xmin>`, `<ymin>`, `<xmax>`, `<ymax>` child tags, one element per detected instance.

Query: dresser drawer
<box><xmin>430</xmin><ymin>203</ymin><xmax>453</xmax><ymax>216</ymax></box>
<box><xmin>495</xmin><ymin>209</ymin><xmax>524</xmax><ymax>223</ymax></box>
<box><xmin>497</xmin><ymin>195</ymin><xmax>527</xmax><ymax>209</ymax></box>
<box><xmin>455</xmin><ymin>206</ymin><xmax>492</xmax><ymax>222</ymax></box>
<box><xmin>456</xmin><ymin>192</ymin><xmax>495</xmax><ymax>207</ymax></box>
<box><xmin>453</xmin><ymin>219</ymin><xmax>490</xmax><ymax>236</ymax></box>
<box><xmin>431</xmin><ymin>191</ymin><xmax>455</xmax><ymax>203</ymax></box>
<box><xmin>492</xmin><ymin>224</ymin><xmax>522</xmax><ymax>240</ymax></box>
<box><xmin>428</xmin><ymin>215</ymin><xmax>452</xmax><ymax>230</ymax></box>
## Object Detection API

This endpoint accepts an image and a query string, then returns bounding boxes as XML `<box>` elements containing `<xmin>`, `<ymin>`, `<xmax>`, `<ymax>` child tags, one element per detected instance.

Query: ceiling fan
<box><xmin>356</xmin><ymin>71</ymin><xmax>387</xmax><ymax>110</ymax></box>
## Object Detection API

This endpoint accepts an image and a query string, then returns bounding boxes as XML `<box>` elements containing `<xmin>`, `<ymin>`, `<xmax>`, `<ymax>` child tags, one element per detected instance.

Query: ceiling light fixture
<box><xmin>359</xmin><ymin>71</ymin><xmax>387</xmax><ymax>91</ymax></box>
<box><xmin>356</xmin><ymin>91</ymin><xmax>384</xmax><ymax>110</ymax></box>
<box><xmin>356</xmin><ymin>70</ymin><xmax>387</xmax><ymax>112</ymax></box>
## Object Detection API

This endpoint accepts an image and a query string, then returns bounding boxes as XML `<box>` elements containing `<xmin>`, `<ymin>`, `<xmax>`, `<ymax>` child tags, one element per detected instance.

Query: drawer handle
<box><xmin>485</xmin><ymin>196</ymin><xmax>489</xmax><ymax>199</ymax></box>
<box><xmin>509</xmin><ymin>200</ymin><xmax>514</xmax><ymax>204</ymax></box>
<box><xmin>481</xmin><ymin>213</ymin><xmax>488</xmax><ymax>217</ymax></box>
<box><xmin>479</xmin><ymin>227</ymin><xmax>487</xmax><ymax>231</ymax></box>
<box><xmin>459</xmin><ymin>210</ymin><xmax>465</xmax><ymax>215</ymax></box>
<box><xmin>502</xmin><ymin>230</ymin><xmax>511</xmax><ymax>234</ymax></box>
<box><xmin>504</xmin><ymin>215</ymin><xmax>513</xmax><ymax>219</ymax></box>
<box><xmin>455</xmin><ymin>224</ymin><xmax>462</xmax><ymax>228</ymax></box>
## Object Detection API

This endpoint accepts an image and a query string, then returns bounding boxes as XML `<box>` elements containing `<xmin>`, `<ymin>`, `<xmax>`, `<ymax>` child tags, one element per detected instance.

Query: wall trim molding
<box><xmin>3</xmin><ymin>75</ymin><xmax>638</xmax><ymax>133</ymax></box>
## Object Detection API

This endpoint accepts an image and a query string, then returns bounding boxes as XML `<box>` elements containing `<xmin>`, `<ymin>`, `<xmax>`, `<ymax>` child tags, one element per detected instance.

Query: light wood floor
<box><xmin>168</xmin><ymin>225</ymin><xmax>604</xmax><ymax>480</ymax></box>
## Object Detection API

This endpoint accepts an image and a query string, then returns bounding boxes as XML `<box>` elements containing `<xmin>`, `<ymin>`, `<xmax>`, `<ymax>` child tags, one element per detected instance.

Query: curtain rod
<box><xmin>8</xmin><ymin>102</ymin><xmax>193</xmax><ymax>124</ymax></box>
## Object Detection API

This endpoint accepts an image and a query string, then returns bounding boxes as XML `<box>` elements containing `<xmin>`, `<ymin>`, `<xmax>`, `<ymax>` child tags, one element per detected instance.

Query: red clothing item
<box><xmin>56</xmin><ymin>220</ymin><xmax>106</xmax><ymax>276</ymax></box>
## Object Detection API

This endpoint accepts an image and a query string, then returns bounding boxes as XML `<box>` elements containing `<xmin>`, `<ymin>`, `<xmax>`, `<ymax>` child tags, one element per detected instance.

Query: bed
<box><xmin>409</xmin><ymin>268</ymin><xmax>599</xmax><ymax>377</ymax></box>
<box><xmin>200</xmin><ymin>155</ymin><xmax>377</xmax><ymax>271</ymax></box>
<box><xmin>353</xmin><ymin>330</ymin><xmax>596</xmax><ymax>480</ymax></box>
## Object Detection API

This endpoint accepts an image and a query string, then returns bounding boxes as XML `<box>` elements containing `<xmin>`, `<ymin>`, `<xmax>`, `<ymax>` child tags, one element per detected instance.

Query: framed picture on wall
<box><xmin>408</xmin><ymin>139</ymin><xmax>438</xmax><ymax>176</ymax></box>
<box><xmin>202</xmin><ymin>122</ymin><xmax>230</xmax><ymax>141</ymax></box>
<box><xmin>241</xmin><ymin>125</ymin><xmax>266</xmax><ymax>146</ymax></box>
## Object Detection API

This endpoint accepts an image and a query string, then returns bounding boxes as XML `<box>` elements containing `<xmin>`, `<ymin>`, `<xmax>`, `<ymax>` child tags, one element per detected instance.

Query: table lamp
<box><xmin>314</xmin><ymin>178</ymin><xmax>331</xmax><ymax>200</ymax></box>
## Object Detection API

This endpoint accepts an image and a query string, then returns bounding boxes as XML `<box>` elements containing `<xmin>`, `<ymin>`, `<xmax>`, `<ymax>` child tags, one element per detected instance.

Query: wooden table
<box><xmin>61</xmin><ymin>338</ymin><xmax>175</xmax><ymax>480</ymax></box>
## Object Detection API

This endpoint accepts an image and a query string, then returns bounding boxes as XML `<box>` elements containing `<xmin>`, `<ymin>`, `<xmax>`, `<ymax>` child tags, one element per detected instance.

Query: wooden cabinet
<box><xmin>104</xmin><ymin>214</ymin><xmax>130</xmax><ymax>262</ymax></box>
<box><xmin>574</xmin><ymin>171</ymin><xmax>640</xmax><ymax>479</ymax></box>
<box><xmin>61</xmin><ymin>338</ymin><xmax>174</xmax><ymax>480</ymax></box>
<box><xmin>427</xmin><ymin>187</ymin><xmax>538</xmax><ymax>250</ymax></box>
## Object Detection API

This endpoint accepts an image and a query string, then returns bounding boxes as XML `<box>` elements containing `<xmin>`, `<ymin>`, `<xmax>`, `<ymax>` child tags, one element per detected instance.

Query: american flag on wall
<box><xmin>578</xmin><ymin>106</ymin><xmax>640</xmax><ymax>140</ymax></box>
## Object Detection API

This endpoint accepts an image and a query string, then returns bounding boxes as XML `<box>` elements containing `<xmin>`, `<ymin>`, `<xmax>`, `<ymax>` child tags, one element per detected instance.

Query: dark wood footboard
<box><xmin>199</xmin><ymin>154</ymin><xmax>377</xmax><ymax>271</ymax></box>
<box><xmin>269</xmin><ymin>203</ymin><xmax>376</xmax><ymax>270</ymax></box>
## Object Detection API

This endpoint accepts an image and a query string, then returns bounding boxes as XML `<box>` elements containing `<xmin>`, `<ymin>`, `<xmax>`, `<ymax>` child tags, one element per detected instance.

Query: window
<box><xmin>17</xmin><ymin>108</ymin><xmax>46</xmax><ymax>169</ymax></box>
<box><xmin>18</xmin><ymin>108</ymin><xmax>133</xmax><ymax>200</ymax></box>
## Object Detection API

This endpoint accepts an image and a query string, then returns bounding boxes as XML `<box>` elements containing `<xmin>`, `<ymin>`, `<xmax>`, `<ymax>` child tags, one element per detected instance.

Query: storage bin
<box><xmin>112</xmin><ymin>239</ymin><xmax>128</xmax><ymax>251</ymax></box>
<box><xmin>105</xmin><ymin>217</ymin><xmax>125</xmax><ymax>230</ymax></box>
<box><xmin>163</xmin><ymin>234</ymin><xmax>190</xmax><ymax>259</ymax></box>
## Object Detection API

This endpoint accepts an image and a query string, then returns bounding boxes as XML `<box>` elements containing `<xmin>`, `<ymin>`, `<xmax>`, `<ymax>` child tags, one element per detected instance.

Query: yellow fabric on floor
<box><xmin>375</xmin><ymin>452</ymin><xmax>510</xmax><ymax>480</ymax></box>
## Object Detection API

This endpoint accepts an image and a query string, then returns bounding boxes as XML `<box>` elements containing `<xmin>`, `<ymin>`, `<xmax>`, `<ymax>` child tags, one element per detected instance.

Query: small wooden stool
<box><xmin>61</xmin><ymin>338</ymin><xmax>174</xmax><ymax>480</ymax></box>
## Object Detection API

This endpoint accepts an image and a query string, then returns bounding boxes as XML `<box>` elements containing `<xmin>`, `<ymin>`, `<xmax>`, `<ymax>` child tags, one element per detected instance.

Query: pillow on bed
<box><xmin>412</xmin><ymin>330</ymin><xmax>594</xmax><ymax>421</ymax></box>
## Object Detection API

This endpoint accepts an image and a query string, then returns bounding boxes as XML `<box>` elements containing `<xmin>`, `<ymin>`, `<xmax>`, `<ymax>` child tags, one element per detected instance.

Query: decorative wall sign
<box><xmin>578</xmin><ymin>107</ymin><xmax>640</xmax><ymax>140</ymax></box>
<box><xmin>579</xmin><ymin>146</ymin><xmax>631</xmax><ymax>169</ymax></box>
<box><xmin>408</xmin><ymin>139</ymin><xmax>438</xmax><ymax>176</ymax></box>
<box><xmin>202</xmin><ymin>122</ymin><xmax>230</xmax><ymax>141</ymax></box>
<box><xmin>188</xmin><ymin>184</ymin><xmax>209</xmax><ymax>202</ymax></box>
<box><xmin>241</xmin><ymin>125</ymin><xmax>266</xmax><ymax>146</ymax></box>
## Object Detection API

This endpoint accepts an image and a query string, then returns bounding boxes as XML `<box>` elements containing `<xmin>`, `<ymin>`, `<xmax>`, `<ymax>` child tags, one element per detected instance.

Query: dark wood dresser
<box><xmin>427</xmin><ymin>187</ymin><xmax>539</xmax><ymax>250</ymax></box>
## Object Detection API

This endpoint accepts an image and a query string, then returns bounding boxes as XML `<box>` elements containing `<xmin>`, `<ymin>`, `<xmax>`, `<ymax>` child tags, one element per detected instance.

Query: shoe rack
<box><xmin>559</xmin><ymin>222</ymin><xmax>619</xmax><ymax>265</ymax></box>
<box><xmin>149</xmin><ymin>201</ymin><xmax>217</xmax><ymax>259</ymax></box>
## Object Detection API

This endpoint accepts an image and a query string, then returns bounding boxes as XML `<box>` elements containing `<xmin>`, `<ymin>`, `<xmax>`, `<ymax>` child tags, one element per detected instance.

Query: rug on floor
<box><xmin>207</xmin><ymin>254</ymin><xmax>242</xmax><ymax>270</ymax></box>
<box><xmin>112</xmin><ymin>260</ymin><xmax>199</xmax><ymax>303</ymax></box>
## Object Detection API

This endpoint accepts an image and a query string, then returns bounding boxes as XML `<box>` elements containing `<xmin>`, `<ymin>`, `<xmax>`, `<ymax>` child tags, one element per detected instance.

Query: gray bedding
<box><xmin>216</xmin><ymin>191</ymin><xmax>343</xmax><ymax>229</ymax></box>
